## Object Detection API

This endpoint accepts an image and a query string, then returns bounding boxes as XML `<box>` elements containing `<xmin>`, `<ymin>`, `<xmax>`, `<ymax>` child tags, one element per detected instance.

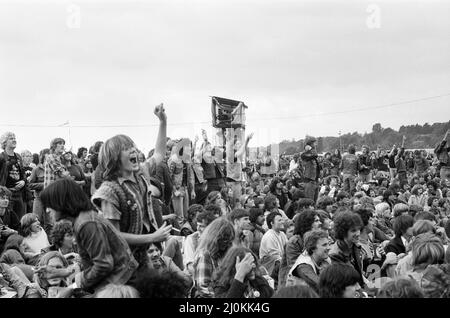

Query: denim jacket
<box><xmin>73</xmin><ymin>211</ymin><xmax>138</xmax><ymax>293</ymax></box>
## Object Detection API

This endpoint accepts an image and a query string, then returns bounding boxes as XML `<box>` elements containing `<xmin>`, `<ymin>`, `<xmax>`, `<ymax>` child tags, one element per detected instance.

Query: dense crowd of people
<box><xmin>1</xmin><ymin>105</ymin><xmax>450</xmax><ymax>298</ymax></box>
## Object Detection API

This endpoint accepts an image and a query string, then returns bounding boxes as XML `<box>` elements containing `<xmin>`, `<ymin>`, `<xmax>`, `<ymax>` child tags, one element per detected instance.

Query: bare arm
<box><xmin>235</xmin><ymin>133</ymin><xmax>253</xmax><ymax>159</ymax></box>
<box><xmin>149</xmin><ymin>104</ymin><xmax>167</xmax><ymax>167</ymax></box>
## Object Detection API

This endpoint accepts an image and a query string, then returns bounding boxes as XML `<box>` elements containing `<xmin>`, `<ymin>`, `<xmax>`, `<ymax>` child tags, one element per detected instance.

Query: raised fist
<box><xmin>154</xmin><ymin>103</ymin><xmax>167</xmax><ymax>122</ymax></box>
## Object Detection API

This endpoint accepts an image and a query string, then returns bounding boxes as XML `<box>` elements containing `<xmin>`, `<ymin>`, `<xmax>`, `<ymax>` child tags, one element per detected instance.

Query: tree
<box><xmin>372</xmin><ymin>123</ymin><xmax>383</xmax><ymax>134</ymax></box>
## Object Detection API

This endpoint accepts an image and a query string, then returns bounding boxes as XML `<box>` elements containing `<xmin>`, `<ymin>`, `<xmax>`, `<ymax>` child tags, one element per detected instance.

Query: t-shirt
<box><xmin>377</xmin><ymin>155</ymin><xmax>389</xmax><ymax>172</ymax></box>
<box><xmin>5</xmin><ymin>154</ymin><xmax>24</xmax><ymax>189</ymax></box>
<box><xmin>22</xmin><ymin>229</ymin><xmax>50</xmax><ymax>256</ymax></box>
<box><xmin>341</xmin><ymin>154</ymin><xmax>358</xmax><ymax>176</ymax></box>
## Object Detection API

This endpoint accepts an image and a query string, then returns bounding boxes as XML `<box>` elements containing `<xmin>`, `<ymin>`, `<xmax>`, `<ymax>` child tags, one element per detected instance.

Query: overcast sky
<box><xmin>0</xmin><ymin>0</ymin><xmax>449</xmax><ymax>154</ymax></box>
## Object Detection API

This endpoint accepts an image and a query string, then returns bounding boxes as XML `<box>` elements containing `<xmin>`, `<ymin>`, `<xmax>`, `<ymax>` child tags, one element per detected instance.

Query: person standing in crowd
<box><xmin>435</xmin><ymin>129</ymin><xmax>450</xmax><ymax>181</ymax></box>
<box><xmin>225</xmin><ymin>130</ymin><xmax>253</xmax><ymax>204</ymax></box>
<box><xmin>20</xmin><ymin>150</ymin><xmax>35</xmax><ymax>214</ymax></box>
<box><xmin>330</xmin><ymin>149</ymin><xmax>342</xmax><ymax>176</ymax></box>
<box><xmin>61</xmin><ymin>151</ymin><xmax>86</xmax><ymax>189</ymax></box>
<box><xmin>413</xmin><ymin>150</ymin><xmax>429</xmax><ymax>177</ymax></box>
<box><xmin>375</xmin><ymin>146</ymin><xmax>390</xmax><ymax>178</ymax></box>
<box><xmin>358</xmin><ymin>145</ymin><xmax>372</xmax><ymax>183</ymax></box>
<box><xmin>43</xmin><ymin>138</ymin><xmax>69</xmax><ymax>189</ymax></box>
<box><xmin>200</xmin><ymin>129</ymin><xmax>226</xmax><ymax>195</ymax></box>
<box><xmin>388</xmin><ymin>144</ymin><xmax>398</xmax><ymax>180</ymax></box>
<box><xmin>0</xmin><ymin>132</ymin><xmax>27</xmax><ymax>221</ymax></box>
<box><xmin>90</xmin><ymin>141</ymin><xmax>105</xmax><ymax>190</ymax></box>
<box><xmin>340</xmin><ymin>144</ymin><xmax>358</xmax><ymax>195</ymax></box>
<box><xmin>321</xmin><ymin>152</ymin><xmax>333</xmax><ymax>178</ymax></box>
<box><xmin>39</xmin><ymin>179</ymin><xmax>138</xmax><ymax>295</ymax></box>
<box><xmin>193</xmin><ymin>217</ymin><xmax>235</xmax><ymax>298</ymax></box>
<box><xmin>301</xmin><ymin>137</ymin><xmax>321</xmax><ymax>203</ymax></box>
<box><xmin>167</xmin><ymin>139</ymin><xmax>195</xmax><ymax>224</ymax></box>
<box><xmin>91</xmin><ymin>104</ymin><xmax>172</xmax><ymax>272</ymax></box>
<box><xmin>191</xmin><ymin>135</ymin><xmax>207</xmax><ymax>205</ymax></box>
<box><xmin>76</xmin><ymin>147</ymin><xmax>88</xmax><ymax>167</ymax></box>
<box><xmin>29</xmin><ymin>149</ymin><xmax>51</xmax><ymax>234</ymax></box>
<box><xmin>395</xmin><ymin>136</ymin><xmax>408</xmax><ymax>187</ymax></box>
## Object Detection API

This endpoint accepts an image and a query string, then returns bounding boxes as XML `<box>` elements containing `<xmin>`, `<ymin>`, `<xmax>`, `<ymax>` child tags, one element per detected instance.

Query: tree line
<box><xmin>277</xmin><ymin>121</ymin><xmax>450</xmax><ymax>155</ymax></box>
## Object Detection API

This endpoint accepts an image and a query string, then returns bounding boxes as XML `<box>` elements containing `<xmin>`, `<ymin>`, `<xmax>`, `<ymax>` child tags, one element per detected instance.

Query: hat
<box><xmin>305</xmin><ymin>137</ymin><xmax>317</xmax><ymax>146</ymax></box>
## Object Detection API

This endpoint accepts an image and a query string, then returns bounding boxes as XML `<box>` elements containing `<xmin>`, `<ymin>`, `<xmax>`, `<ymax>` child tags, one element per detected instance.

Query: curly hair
<box><xmin>377</xmin><ymin>278</ymin><xmax>424</xmax><ymax>298</ymax></box>
<box><xmin>204</xmin><ymin>204</ymin><xmax>222</xmax><ymax>217</ymax></box>
<box><xmin>293</xmin><ymin>210</ymin><xmax>318</xmax><ymax>237</ymax></box>
<box><xmin>50</xmin><ymin>220</ymin><xmax>74</xmax><ymax>249</ymax></box>
<box><xmin>186</xmin><ymin>204</ymin><xmax>204</xmax><ymax>223</ymax></box>
<box><xmin>0</xmin><ymin>132</ymin><xmax>15</xmax><ymax>150</ymax></box>
<box><xmin>333</xmin><ymin>212</ymin><xmax>363</xmax><ymax>241</ymax></box>
<box><xmin>316</xmin><ymin>196</ymin><xmax>334</xmax><ymax>210</ymax></box>
<box><xmin>264</xmin><ymin>193</ymin><xmax>278</xmax><ymax>211</ymax></box>
<box><xmin>353</xmin><ymin>208</ymin><xmax>373</xmax><ymax>227</ymax></box>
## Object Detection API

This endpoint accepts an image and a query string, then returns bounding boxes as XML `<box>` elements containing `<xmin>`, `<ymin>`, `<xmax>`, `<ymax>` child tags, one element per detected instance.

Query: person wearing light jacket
<box><xmin>286</xmin><ymin>230</ymin><xmax>331</xmax><ymax>293</ymax></box>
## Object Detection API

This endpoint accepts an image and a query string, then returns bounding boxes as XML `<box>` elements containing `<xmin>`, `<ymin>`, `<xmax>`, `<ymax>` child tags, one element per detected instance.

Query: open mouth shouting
<box><xmin>129</xmin><ymin>153</ymin><xmax>138</xmax><ymax>165</ymax></box>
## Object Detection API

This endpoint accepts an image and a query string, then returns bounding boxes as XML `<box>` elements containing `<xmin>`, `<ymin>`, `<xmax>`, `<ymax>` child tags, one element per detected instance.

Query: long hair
<box><xmin>293</xmin><ymin>210</ymin><xmax>318</xmax><ymax>237</ymax></box>
<box><xmin>212</xmin><ymin>246</ymin><xmax>260</xmax><ymax>293</ymax></box>
<box><xmin>205</xmin><ymin>191</ymin><xmax>220</xmax><ymax>206</ymax></box>
<box><xmin>196</xmin><ymin>217</ymin><xmax>235</xmax><ymax>261</ymax></box>
<box><xmin>99</xmin><ymin>134</ymin><xmax>136</xmax><ymax>181</ymax></box>
<box><xmin>20</xmin><ymin>213</ymin><xmax>39</xmax><ymax>237</ymax></box>
<box><xmin>0</xmin><ymin>132</ymin><xmax>15</xmax><ymax>150</ymax></box>
<box><xmin>40</xmin><ymin>179</ymin><xmax>94</xmax><ymax>219</ymax></box>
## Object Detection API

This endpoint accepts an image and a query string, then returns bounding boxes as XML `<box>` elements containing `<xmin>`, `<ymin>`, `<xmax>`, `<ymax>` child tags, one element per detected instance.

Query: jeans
<box><xmin>304</xmin><ymin>180</ymin><xmax>319</xmax><ymax>203</ymax></box>
<box><xmin>10</xmin><ymin>191</ymin><xmax>26</xmax><ymax>221</ymax></box>
<box><xmin>172</xmin><ymin>186</ymin><xmax>189</xmax><ymax>223</ymax></box>
<box><xmin>32</xmin><ymin>196</ymin><xmax>53</xmax><ymax>235</ymax></box>
<box><xmin>343</xmin><ymin>174</ymin><xmax>356</xmax><ymax>194</ymax></box>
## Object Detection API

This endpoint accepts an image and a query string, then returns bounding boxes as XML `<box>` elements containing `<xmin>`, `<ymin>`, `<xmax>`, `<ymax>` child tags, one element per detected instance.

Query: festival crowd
<box><xmin>1</xmin><ymin>105</ymin><xmax>450</xmax><ymax>298</ymax></box>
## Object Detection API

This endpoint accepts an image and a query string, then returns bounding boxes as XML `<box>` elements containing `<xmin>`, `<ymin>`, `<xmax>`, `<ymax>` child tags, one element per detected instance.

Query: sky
<box><xmin>0</xmin><ymin>0</ymin><xmax>449</xmax><ymax>154</ymax></box>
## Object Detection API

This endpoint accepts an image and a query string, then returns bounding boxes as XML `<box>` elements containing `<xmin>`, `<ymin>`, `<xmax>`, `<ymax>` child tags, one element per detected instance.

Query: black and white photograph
<box><xmin>0</xmin><ymin>0</ymin><xmax>450</xmax><ymax>304</ymax></box>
